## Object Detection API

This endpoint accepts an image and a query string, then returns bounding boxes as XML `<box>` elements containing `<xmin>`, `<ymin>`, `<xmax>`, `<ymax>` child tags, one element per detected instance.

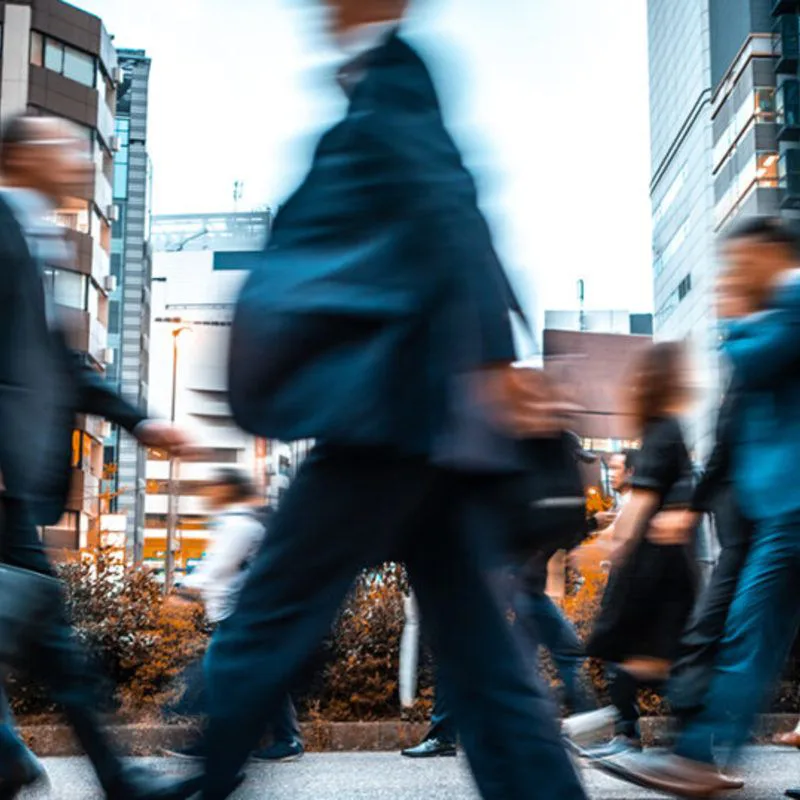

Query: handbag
<box><xmin>0</xmin><ymin>563</ymin><xmax>62</xmax><ymax>668</ymax></box>
<box><xmin>501</xmin><ymin>431</ymin><xmax>589</xmax><ymax>560</ymax></box>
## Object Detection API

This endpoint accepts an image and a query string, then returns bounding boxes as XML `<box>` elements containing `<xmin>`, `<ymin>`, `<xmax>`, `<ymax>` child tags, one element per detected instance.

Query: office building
<box><xmin>145</xmin><ymin>211</ymin><xmax>284</xmax><ymax>576</ymax></box>
<box><xmin>0</xmin><ymin>0</ymin><xmax>119</xmax><ymax>552</ymax></box>
<box><xmin>105</xmin><ymin>48</ymin><xmax>152</xmax><ymax>564</ymax></box>
<box><xmin>646</xmin><ymin>0</ymin><xmax>799</xmax><ymax>452</ymax></box>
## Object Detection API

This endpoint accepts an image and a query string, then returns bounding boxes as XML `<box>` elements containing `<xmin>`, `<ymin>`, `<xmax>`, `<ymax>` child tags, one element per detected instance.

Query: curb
<box><xmin>16</xmin><ymin>715</ymin><xmax>800</xmax><ymax>757</ymax></box>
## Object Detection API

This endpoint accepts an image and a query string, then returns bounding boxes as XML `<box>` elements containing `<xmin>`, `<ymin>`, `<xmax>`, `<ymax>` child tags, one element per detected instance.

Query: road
<box><xmin>16</xmin><ymin>747</ymin><xmax>800</xmax><ymax>798</ymax></box>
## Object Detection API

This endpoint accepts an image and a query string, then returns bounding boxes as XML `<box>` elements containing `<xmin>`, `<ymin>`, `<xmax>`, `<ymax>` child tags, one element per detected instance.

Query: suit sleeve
<box><xmin>721</xmin><ymin>278</ymin><xmax>800</xmax><ymax>390</ymax></box>
<box><xmin>71</xmin><ymin>353</ymin><xmax>146</xmax><ymax>432</ymax></box>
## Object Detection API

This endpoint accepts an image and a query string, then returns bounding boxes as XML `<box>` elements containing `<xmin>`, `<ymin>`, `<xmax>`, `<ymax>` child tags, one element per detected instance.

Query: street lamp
<box><xmin>164</xmin><ymin>323</ymin><xmax>192</xmax><ymax>594</ymax></box>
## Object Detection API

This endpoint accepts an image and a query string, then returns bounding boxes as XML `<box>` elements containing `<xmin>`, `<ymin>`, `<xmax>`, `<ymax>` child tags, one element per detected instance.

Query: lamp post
<box><xmin>165</xmin><ymin>324</ymin><xmax>191</xmax><ymax>594</ymax></box>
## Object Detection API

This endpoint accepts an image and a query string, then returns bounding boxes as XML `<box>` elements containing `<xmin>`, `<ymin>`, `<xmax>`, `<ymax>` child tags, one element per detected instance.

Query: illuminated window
<box><xmin>30</xmin><ymin>32</ymin><xmax>43</xmax><ymax>67</ymax></box>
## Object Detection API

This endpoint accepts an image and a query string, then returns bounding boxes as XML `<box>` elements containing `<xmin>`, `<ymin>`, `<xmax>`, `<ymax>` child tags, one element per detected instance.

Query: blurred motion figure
<box><xmin>0</xmin><ymin>115</ymin><xmax>190</xmax><ymax>799</ymax></box>
<box><xmin>165</xmin><ymin>1</ymin><xmax>588</xmax><ymax>798</ymax></box>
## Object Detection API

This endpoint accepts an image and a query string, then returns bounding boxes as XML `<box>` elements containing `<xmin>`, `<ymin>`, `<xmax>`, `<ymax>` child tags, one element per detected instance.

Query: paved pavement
<box><xmin>15</xmin><ymin>747</ymin><xmax>800</xmax><ymax>798</ymax></box>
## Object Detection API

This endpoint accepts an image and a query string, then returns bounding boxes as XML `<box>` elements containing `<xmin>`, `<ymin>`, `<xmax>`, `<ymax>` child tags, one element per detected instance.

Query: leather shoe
<box><xmin>775</xmin><ymin>731</ymin><xmax>800</xmax><ymax>748</ymax></box>
<box><xmin>786</xmin><ymin>789</ymin><xmax>800</xmax><ymax>799</ymax></box>
<box><xmin>401</xmin><ymin>737</ymin><xmax>457</xmax><ymax>758</ymax></box>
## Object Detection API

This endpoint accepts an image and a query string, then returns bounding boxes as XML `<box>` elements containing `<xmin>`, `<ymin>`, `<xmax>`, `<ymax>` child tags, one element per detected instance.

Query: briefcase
<box><xmin>0</xmin><ymin>564</ymin><xmax>62</xmax><ymax>668</ymax></box>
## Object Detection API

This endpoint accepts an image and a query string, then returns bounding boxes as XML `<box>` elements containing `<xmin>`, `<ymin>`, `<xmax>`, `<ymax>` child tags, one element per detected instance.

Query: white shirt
<box><xmin>183</xmin><ymin>505</ymin><xmax>266</xmax><ymax>623</ymax></box>
<box><xmin>335</xmin><ymin>21</ymin><xmax>396</xmax><ymax>92</ymax></box>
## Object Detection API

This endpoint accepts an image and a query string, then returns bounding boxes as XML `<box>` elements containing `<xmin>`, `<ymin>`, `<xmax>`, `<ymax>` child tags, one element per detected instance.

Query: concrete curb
<box><xmin>15</xmin><ymin>715</ymin><xmax>800</xmax><ymax>756</ymax></box>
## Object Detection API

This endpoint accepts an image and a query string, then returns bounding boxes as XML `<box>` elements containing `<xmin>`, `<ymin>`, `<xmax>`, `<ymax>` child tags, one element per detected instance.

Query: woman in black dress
<box><xmin>583</xmin><ymin>341</ymin><xmax>698</xmax><ymax>758</ymax></box>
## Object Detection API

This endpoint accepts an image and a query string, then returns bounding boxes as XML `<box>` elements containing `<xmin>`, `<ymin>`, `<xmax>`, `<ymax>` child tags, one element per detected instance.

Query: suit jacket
<box><xmin>723</xmin><ymin>270</ymin><xmax>800</xmax><ymax>521</ymax></box>
<box><xmin>228</xmin><ymin>32</ymin><xmax>521</xmax><ymax>469</ymax></box>
<box><xmin>0</xmin><ymin>195</ymin><xmax>145</xmax><ymax>525</ymax></box>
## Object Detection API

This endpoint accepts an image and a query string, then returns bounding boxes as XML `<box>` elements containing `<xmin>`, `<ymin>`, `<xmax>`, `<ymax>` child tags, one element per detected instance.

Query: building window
<box><xmin>678</xmin><ymin>273</ymin><xmax>692</xmax><ymax>301</ymax></box>
<box><xmin>44</xmin><ymin>38</ymin><xmax>64</xmax><ymax>73</ymax></box>
<box><xmin>755</xmin><ymin>87</ymin><xmax>777</xmax><ymax>121</ymax></box>
<box><xmin>36</xmin><ymin>33</ymin><xmax>97</xmax><ymax>88</ymax></box>
<box><xmin>653</xmin><ymin>167</ymin><xmax>686</xmax><ymax>227</ymax></box>
<box><xmin>30</xmin><ymin>31</ymin><xmax>43</xmax><ymax>67</ymax></box>
<box><xmin>756</xmin><ymin>152</ymin><xmax>779</xmax><ymax>185</ymax></box>
<box><xmin>63</xmin><ymin>47</ymin><xmax>95</xmax><ymax>88</ymax></box>
<box><xmin>43</xmin><ymin>268</ymin><xmax>87</xmax><ymax>310</ymax></box>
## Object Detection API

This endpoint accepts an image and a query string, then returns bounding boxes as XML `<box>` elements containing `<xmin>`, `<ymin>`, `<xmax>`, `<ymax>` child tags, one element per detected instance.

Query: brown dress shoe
<box><xmin>774</xmin><ymin>730</ymin><xmax>800</xmax><ymax>749</ymax></box>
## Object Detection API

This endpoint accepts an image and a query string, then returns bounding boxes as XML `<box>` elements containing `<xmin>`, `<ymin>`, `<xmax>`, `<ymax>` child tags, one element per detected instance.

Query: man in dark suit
<box><xmin>0</xmin><ymin>115</ymin><xmax>191</xmax><ymax>799</ymax></box>
<box><xmin>167</xmin><ymin>2</ymin><xmax>587</xmax><ymax>799</ymax></box>
<box><xmin>667</xmin><ymin>383</ymin><xmax>753</xmax><ymax>741</ymax></box>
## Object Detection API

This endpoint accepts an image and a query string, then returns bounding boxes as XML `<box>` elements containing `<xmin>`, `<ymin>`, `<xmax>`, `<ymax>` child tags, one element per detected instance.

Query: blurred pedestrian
<box><xmin>666</xmin><ymin>381</ymin><xmax>753</xmax><ymax>739</ymax></box>
<box><xmin>581</xmin><ymin>342</ymin><xmax>699</xmax><ymax>760</ymax></box>
<box><xmin>0</xmin><ymin>114</ymin><xmax>191</xmax><ymax>798</ymax></box>
<box><xmin>590</xmin><ymin>218</ymin><xmax>800</xmax><ymax>799</ymax></box>
<box><xmin>166</xmin><ymin>469</ymin><xmax>303</xmax><ymax>763</ymax></box>
<box><xmin>160</xmin><ymin>1</ymin><xmax>587</xmax><ymax>798</ymax></box>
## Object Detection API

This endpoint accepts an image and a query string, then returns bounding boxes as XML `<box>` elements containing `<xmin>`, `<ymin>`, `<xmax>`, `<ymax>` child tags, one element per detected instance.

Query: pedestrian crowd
<box><xmin>1</xmin><ymin>1</ymin><xmax>800</xmax><ymax>798</ymax></box>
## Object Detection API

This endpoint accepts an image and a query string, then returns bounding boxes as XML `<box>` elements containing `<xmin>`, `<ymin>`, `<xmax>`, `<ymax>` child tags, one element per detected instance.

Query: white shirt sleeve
<box><xmin>184</xmin><ymin>511</ymin><xmax>265</xmax><ymax>621</ymax></box>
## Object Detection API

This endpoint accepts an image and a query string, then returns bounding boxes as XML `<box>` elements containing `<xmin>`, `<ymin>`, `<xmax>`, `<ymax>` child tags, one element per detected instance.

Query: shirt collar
<box><xmin>338</xmin><ymin>21</ymin><xmax>396</xmax><ymax>65</ymax></box>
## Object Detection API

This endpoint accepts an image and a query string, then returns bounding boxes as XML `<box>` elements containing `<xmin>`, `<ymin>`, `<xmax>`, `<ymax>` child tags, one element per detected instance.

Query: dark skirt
<box><xmin>587</xmin><ymin>540</ymin><xmax>697</xmax><ymax>663</ymax></box>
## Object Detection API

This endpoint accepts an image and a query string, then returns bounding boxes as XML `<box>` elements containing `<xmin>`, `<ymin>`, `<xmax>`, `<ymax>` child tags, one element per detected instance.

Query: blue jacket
<box><xmin>228</xmin><ymin>33</ymin><xmax>522</xmax><ymax>470</ymax></box>
<box><xmin>725</xmin><ymin>270</ymin><xmax>800</xmax><ymax>521</ymax></box>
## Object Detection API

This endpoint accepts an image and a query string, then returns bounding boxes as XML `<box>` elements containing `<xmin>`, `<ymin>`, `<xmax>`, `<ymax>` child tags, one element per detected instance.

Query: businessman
<box><xmin>166</xmin><ymin>1</ymin><xmax>587</xmax><ymax>798</ymax></box>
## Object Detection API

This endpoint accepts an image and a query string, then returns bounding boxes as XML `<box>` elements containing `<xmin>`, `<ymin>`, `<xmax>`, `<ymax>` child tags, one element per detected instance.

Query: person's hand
<box><xmin>645</xmin><ymin>510</ymin><xmax>698</xmax><ymax>546</ymax></box>
<box><xmin>594</xmin><ymin>510</ymin><xmax>618</xmax><ymax>530</ymax></box>
<box><xmin>135</xmin><ymin>420</ymin><xmax>194</xmax><ymax>456</ymax></box>
<box><xmin>480</xmin><ymin>365</ymin><xmax>581</xmax><ymax>438</ymax></box>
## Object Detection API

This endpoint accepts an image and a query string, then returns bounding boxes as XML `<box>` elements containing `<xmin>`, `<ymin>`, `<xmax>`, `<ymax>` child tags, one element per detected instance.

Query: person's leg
<box><xmin>271</xmin><ymin>695</ymin><xmax>301</xmax><ymax>746</ymax></box>
<box><xmin>520</xmin><ymin>589</ymin><xmax>596</xmax><ymax>714</ymax></box>
<box><xmin>676</xmin><ymin>518</ymin><xmax>800</xmax><ymax>765</ymax></box>
<box><xmin>669</xmin><ymin>538</ymin><xmax>751</xmax><ymax>718</ymax></box>
<box><xmin>426</xmin><ymin>682</ymin><xmax>457</xmax><ymax>744</ymax></box>
<box><xmin>201</xmin><ymin>450</ymin><xmax>436</xmax><ymax>798</ymax></box>
<box><xmin>404</xmin><ymin>479</ymin><xmax>586</xmax><ymax>800</ymax></box>
<box><xmin>0</xmin><ymin>498</ymin><xmax>129</xmax><ymax>793</ymax></box>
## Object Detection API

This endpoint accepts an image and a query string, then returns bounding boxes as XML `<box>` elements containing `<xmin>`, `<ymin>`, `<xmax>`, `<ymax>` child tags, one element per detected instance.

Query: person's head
<box><xmin>202</xmin><ymin>468</ymin><xmax>258</xmax><ymax>512</ymax></box>
<box><xmin>0</xmin><ymin>114</ymin><xmax>93</xmax><ymax>203</ymax></box>
<box><xmin>608</xmin><ymin>449</ymin><xmax>636</xmax><ymax>493</ymax></box>
<box><xmin>721</xmin><ymin>216</ymin><xmax>800</xmax><ymax>309</ymax></box>
<box><xmin>320</xmin><ymin>0</ymin><xmax>409</xmax><ymax>40</ymax></box>
<box><xmin>626</xmin><ymin>341</ymin><xmax>693</xmax><ymax>432</ymax></box>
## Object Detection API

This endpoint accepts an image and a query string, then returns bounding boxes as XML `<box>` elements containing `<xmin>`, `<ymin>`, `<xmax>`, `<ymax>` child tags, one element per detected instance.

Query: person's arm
<box><xmin>609</xmin><ymin>490</ymin><xmax>660</xmax><ymax>562</ymax></box>
<box><xmin>71</xmin><ymin>353</ymin><xmax>145</xmax><ymax>431</ymax></box>
<box><xmin>721</xmin><ymin>277</ymin><xmax>800</xmax><ymax>391</ymax></box>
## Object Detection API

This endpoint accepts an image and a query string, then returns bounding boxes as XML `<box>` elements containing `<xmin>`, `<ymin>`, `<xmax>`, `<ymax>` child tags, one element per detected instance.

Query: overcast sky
<box><xmin>72</xmin><ymin>0</ymin><xmax>654</xmax><ymax>324</ymax></box>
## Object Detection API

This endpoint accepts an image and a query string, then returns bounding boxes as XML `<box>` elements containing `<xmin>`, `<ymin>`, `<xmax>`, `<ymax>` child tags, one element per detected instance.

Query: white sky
<box><xmin>72</xmin><ymin>0</ymin><xmax>654</xmax><ymax>319</ymax></box>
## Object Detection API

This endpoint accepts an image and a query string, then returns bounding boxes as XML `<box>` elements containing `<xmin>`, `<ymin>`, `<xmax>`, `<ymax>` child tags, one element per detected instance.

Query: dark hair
<box><xmin>621</xmin><ymin>448</ymin><xmax>637</xmax><ymax>472</ymax></box>
<box><xmin>724</xmin><ymin>216</ymin><xmax>800</xmax><ymax>257</ymax></box>
<box><xmin>627</xmin><ymin>341</ymin><xmax>688</xmax><ymax>432</ymax></box>
<box><xmin>211</xmin><ymin>468</ymin><xmax>257</xmax><ymax>503</ymax></box>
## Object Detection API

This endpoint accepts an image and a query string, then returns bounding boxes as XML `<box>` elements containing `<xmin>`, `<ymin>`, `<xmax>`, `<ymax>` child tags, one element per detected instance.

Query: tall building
<box><xmin>646</xmin><ymin>0</ymin><xmax>794</xmax><ymax>453</ymax></box>
<box><xmin>0</xmin><ymin>0</ymin><xmax>119</xmax><ymax>552</ymax></box>
<box><xmin>144</xmin><ymin>211</ymin><xmax>276</xmax><ymax>578</ymax></box>
<box><xmin>105</xmin><ymin>48</ymin><xmax>152</xmax><ymax>564</ymax></box>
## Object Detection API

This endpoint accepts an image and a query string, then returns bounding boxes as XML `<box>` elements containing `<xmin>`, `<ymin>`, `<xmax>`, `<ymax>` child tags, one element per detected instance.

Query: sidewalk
<box><xmin>16</xmin><ymin>715</ymin><xmax>800</xmax><ymax>756</ymax></box>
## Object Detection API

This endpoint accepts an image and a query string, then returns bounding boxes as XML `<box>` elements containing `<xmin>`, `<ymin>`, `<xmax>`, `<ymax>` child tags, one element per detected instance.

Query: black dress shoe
<box><xmin>786</xmin><ymin>789</ymin><xmax>800</xmax><ymax>799</ymax></box>
<box><xmin>401</xmin><ymin>737</ymin><xmax>457</xmax><ymax>758</ymax></box>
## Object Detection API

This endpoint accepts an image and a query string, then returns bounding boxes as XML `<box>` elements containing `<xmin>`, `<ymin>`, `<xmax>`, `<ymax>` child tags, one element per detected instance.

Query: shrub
<box><xmin>10</xmin><ymin>551</ymin><xmax>208</xmax><ymax>717</ymax></box>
